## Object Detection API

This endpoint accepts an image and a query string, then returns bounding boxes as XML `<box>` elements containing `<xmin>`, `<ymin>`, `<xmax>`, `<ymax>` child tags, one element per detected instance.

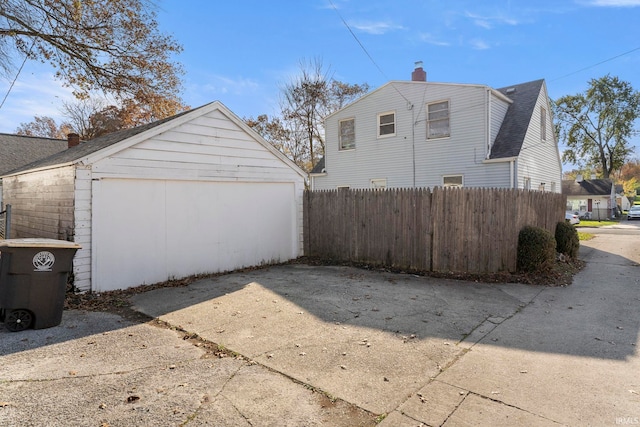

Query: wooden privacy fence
<box><xmin>304</xmin><ymin>187</ymin><xmax>566</xmax><ymax>274</ymax></box>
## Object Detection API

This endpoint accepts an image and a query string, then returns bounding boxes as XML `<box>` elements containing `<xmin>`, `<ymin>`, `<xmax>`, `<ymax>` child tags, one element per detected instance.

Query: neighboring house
<box><xmin>0</xmin><ymin>133</ymin><xmax>68</xmax><ymax>205</ymax></box>
<box><xmin>1</xmin><ymin>101</ymin><xmax>307</xmax><ymax>292</ymax></box>
<box><xmin>562</xmin><ymin>176</ymin><xmax>617</xmax><ymax>219</ymax></box>
<box><xmin>310</xmin><ymin>63</ymin><xmax>562</xmax><ymax>192</ymax></box>
<box><xmin>615</xmin><ymin>184</ymin><xmax>631</xmax><ymax>212</ymax></box>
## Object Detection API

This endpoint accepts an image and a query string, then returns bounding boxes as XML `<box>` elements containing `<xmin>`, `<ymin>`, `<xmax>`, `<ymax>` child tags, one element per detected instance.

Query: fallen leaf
<box><xmin>126</xmin><ymin>395</ymin><xmax>140</xmax><ymax>403</ymax></box>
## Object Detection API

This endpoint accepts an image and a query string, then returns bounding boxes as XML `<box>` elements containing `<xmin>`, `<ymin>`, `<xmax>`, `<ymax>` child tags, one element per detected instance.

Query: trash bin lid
<box><xmin>0</xmin><ymin>238</ymin><xmax>81</xmax><ymax>249</ymax></box>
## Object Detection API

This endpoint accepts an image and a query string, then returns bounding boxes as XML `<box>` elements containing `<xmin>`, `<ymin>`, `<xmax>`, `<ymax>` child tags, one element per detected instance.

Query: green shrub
<box><xmin>555</xmin><ymin>221</ymin><xmax>579</xmax><ymax>258</ymax></box>
<box><xmin>517</xmin><ymin>225</ymin><xmax>556</xmax><ymax>273</ymax></box>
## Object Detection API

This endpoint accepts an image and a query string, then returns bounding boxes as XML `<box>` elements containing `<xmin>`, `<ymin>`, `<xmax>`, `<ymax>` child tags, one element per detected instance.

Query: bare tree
<box><xmin>278</xmin><ymin>58</ymin><xmax>369</xmax><ymax>171</ymax></box>
<box><xmin>15</xmin><ymin>115</ymin><xmax>72</xmax><ymax>139</ymax></box>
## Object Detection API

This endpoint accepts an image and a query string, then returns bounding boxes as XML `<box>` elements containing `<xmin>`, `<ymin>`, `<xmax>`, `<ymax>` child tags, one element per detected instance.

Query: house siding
<box><xmin>516</xmin><ymin>83</ymin><xmax>562</xmax><ymax>192</ymax></box>
<box><xmin>314</xmin><ymin>82</ymin><xmax>518</xmax><ymax>190</ymax></box>
<box><xmin>2</xmin><ymin>166</ymin><xmax>75</xmax><ymax>240</ymax></box>
<box><xmin>73</xmin><ymin>166</ymin><xmax>92</xmax><ymax>291</ymax></box>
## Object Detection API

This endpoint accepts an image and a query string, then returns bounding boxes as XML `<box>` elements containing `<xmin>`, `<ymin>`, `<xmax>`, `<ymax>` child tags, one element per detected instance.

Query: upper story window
<box><xmin>524</xmin><ymin>177</ymin><xmax>531</xmax><ymax>190</ymax></box>
<box><xmin>339</xmin><ymin>118</ymin><xmax>355</xmax><ymax>150</ymax></box>
<box><xmin>377</xmin><ymin>111</ymin><xmax>396</xmax><ymax>138</ymax></box>
<box><xmin>540</xmin><ymin>106</ymin><xmax>547</xmax><ymax>141</ymax></box>
<box><xmin>427</xmin><ymin>100</ymin><xmax>450</xmax><ymax>139</ymax></box>
<box><xmin>443</xmin><ymin>175</ymin><xmax>463</xmax><ymax>188</ymax></box>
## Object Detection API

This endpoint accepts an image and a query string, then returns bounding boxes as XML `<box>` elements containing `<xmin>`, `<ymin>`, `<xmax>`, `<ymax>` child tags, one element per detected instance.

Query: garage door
<box><xmin>91</xmin><ymin>179</ymin><xmax>298</xmax><ymax>291</ymax></box>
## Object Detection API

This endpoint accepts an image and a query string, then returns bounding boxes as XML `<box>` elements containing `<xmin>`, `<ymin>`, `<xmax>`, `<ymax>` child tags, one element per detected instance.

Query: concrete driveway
<box><xmin>1</xmin><ymin>230</ymin><xmax>639</xmax><ymax>426</ymax></box>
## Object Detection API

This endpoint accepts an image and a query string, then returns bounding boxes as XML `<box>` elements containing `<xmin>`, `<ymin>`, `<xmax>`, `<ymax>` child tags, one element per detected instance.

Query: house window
<box><xmin>427</xmin><ymin>100</ymin><xmax>450</xmax><ymax>139</ymax></box>
<box><xmin>443</xmin><ymin>175</ymin><xmax>463</xmax><ymax>188</ymax></box>
<box><xmin>370</xmin><ymin>178</ymin><xmax>387</xmax><ymax>189</ymax></box>
<box><xmin>551</xmin><ymin>182</ymin><xmax>556</xmax><ymax>193</ymax></box>
<box><xmin>524</xmin><ymin>177</ymin><xmax>531</xmax><ymax>190</ymax></box>
<box><xmin>339</xmin><ymin>118</ymin><xmax>355</xmax><ymax>150</ymax></box>
<box><xmin>540</xmin><ymin>106</ymin><xmax>547</xmax><ymax>141</ymax></box>
<box><xmin>337</xmin><ymin>185</ymin><xmax>350</xmax><ymax>190</ymax></box>
<box><xmin>378</xmin><ymin>111</ymin><xmax>395</xmax><ymax>138</ymax></box>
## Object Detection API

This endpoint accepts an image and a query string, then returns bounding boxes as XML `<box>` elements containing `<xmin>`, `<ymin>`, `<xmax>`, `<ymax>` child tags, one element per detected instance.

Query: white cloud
<box><xmin>418</xmin><ymin>33</ymin><xmax>451</xmax><ymax>47</ymax></box>
<box><xmin>470</xmin><ymin>39</ymin><xmax>491</xmax><ymax>50</ymax></box>
<box><xmin>580</xmin><ymin>0</ymin><xmax>640</xmax><ymax>6</ymax></box>
<box><xmin>349</xmin><ymin>20</ymin><xmax>405</xmax><ymax>35</ymax></box>
<box><xmin>464</xmin><ymin>11</ymin><xmax>520</xmax><ymax>28</ymax></box>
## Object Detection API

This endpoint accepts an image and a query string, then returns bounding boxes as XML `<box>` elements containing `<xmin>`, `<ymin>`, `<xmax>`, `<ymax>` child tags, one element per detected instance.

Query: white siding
<box><xmin>314</xmin><ymin>82</ymin><xmax>514</xmax><ymax>190</ymax></box>
<box><xmin>92</xmin><ymin>110</ymin><xmax>299</xmax><ymax>182</ymax></box>
<box><xmin>314</xmin><ymin>82</ymin><xmax>502</xmax><ymax>189</ymax></box>
<box><xmin>73</xmin><ymin>166</ymin><xmax>92</xmax><ymax>291</ymax></box>
<box><xmin>516</xmin><ymin>83</ymin><xmax>563</xmax><ymax>193</ymax></box>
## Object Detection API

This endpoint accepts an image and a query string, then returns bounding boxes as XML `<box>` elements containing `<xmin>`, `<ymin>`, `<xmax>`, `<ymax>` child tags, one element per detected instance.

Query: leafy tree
<box><xmin>278</xmin><ymin>58</ymin><xmax>369</xmax><ymax>171</ymax></box>
<box><xmin>0</xmin><ymin>0</ymin><xmax>186</xmax><ymax>119</ymax></box>
<box><xmin>553</xmin><ymin>75</ymin><xmax>640</xmax><ymax>178</ymax></box>
<box><xmin>15</xmin><ymin>115</ymin><xmax>72</xmax><ymax>139</ymax></box>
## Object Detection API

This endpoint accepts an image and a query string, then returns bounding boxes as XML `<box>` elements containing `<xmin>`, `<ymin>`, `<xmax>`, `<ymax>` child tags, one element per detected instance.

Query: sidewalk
<box><xmin>1</xmin><ymin>233</ymin><xmax>638</xmax><ymax>426</ymax></box>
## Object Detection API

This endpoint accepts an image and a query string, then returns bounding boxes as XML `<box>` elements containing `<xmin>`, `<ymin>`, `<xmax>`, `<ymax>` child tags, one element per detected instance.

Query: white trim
<box><xmin>442</xmin><ymin>174</ymin><xmax>464</xmax><ymax>187</ymax></box>
<box><xmin>377</xmin><ymin>111</ymin><xmax>396</xmax><ymax>138</ymax></box>
<box><xmin>338</xmin><ymin>117</ymin><xmax>356</xmax><ymax>150</ymax></box>
<box><xmin>370</xmin><ymin>178</ymin><xmax>387</xmax><ymax>189</ymax></box>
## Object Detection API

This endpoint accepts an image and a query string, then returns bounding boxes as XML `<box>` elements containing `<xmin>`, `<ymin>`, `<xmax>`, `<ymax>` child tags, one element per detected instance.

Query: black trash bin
<box><xmin>0</xmin><ymin>239</ymin><xmax>81</xmax><ymax>332</ymax></box>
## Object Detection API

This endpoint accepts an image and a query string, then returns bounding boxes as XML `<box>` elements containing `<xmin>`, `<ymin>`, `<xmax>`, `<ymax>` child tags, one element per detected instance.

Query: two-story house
<box><xmin>310</xmin><ymin>63</ymin><xmax>562</xmax><ymax>192</ymax></box>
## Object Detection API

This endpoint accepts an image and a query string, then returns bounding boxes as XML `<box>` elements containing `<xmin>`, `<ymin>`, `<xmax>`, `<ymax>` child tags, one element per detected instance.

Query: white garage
<box><xmin>1</xmin><ymin>102</ymin><xmax>306</xmax><ymax>292</ymax></box>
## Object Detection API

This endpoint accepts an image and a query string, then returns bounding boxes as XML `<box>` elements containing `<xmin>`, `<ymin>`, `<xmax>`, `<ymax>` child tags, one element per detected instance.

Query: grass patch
<box><xmin>576</xmin><ymin>220</ymin><xmax>618</xmax><ymax>227</ymax></box>
<box><xmin>578</xmin><ymin>231</ymin><xmax>595</xmax><ymax>241</ymax></box>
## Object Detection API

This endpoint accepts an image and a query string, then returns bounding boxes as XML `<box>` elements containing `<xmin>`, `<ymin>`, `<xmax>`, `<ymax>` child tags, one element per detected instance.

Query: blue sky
<box><xmin>1</xmin><ymin>0</ymin><xmax>639</xmax><ymax>166</ymax></box>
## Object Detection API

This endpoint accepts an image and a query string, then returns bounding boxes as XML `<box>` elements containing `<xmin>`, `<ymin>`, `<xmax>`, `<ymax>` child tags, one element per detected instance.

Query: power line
<box><xmin>550</xmin><ymin>46</ymin><xmax>640</xmax><ymax>82</ymax></box>
<box><xmin>328</xmin><ymin>0</ymin><xmax>413</xmax><ymax>106</ymax></box>
<box><xmin>0</xmin><ymin>53</ymin><xmax>31</xmax><ymax>111</ymax></box>
<box><xmin>0</xmin><ymin>15</ymin><xmax>48</xmax><ymax>111</ymax></box>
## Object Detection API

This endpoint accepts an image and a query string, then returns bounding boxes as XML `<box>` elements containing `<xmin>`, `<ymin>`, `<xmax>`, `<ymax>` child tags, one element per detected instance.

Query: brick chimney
<box><xmin>67</xmin><ymin>133</ymin><xmax>80</xmax><ymax>148</ymax></box>
<box><xmin>411</xmin><ymin>61</ymin><xmax>426</xmax><ymax>82</ymax></box>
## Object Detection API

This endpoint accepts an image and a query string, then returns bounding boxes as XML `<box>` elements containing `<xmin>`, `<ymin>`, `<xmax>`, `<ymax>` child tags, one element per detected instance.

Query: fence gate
<box><xmin>0</xmin><ymin>204</ymin><xmax>10</xmax><ymax>239</ymax></box>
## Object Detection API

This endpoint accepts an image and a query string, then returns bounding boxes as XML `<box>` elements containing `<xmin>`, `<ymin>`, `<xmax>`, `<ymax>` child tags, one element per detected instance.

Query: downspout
<box><xmin>486</xmin><ymin>88</ymin><xmax>491</xmax><ymax>159</ymax></box>
<box><xmin>412</xmin><ymin>103</ymin><xmax>416</xmax><ymax>188</ymax></box>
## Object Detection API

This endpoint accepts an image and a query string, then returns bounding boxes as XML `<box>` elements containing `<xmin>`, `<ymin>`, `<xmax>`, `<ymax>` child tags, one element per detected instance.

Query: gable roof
<box><xmin>2</xmin><ymin>102</ymin><xmax>306</xmax><ymax>179</ymax></box>
<box><xmin>0</xmin><ymin>133</ymin><xmax>68</xmax><ymax>176</ymax></box>
<box><xmin>562</xmin><ymin>179</ymin><xmax>613</xmax><ymax>196</ymax></box>
<box><xmin>310</xmin><ymin>157</ymin><xmax>325</xmax><ymax>175</ymax></box>
<box><xmin>490</xmin><ymin>79</ymin><xmax>545</xmax><ymax>159</ymax></box>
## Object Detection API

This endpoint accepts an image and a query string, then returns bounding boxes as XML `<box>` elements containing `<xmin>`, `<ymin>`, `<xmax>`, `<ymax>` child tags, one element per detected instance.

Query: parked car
<box><xmin>627</xmin><ymin>205</ymin><xmax>640</xmax><ymax>220</ymax></box>
<box><xmin>565</xmin><ymin>211</ymin><xmax>580</xmax><ymax>225</ymax></box>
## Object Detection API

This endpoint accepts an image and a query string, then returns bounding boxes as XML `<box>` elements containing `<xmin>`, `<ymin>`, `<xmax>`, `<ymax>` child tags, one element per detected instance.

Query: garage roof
<box><xmin>2</xmin><ymin>102</ymin><xmax>306</xmax><ymax>179</ymax></box>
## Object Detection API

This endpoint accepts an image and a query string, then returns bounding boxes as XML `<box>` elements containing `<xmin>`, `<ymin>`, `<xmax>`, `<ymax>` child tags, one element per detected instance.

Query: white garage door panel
<box><xmin>165</xmin><ymin>181</ymin><xmax>296</xmax><ymax>278</ymax></box>
<box><xmin>93</xmin><ymin>179</ymin><xmax>296</xmax><ymax>291</ymax></box>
